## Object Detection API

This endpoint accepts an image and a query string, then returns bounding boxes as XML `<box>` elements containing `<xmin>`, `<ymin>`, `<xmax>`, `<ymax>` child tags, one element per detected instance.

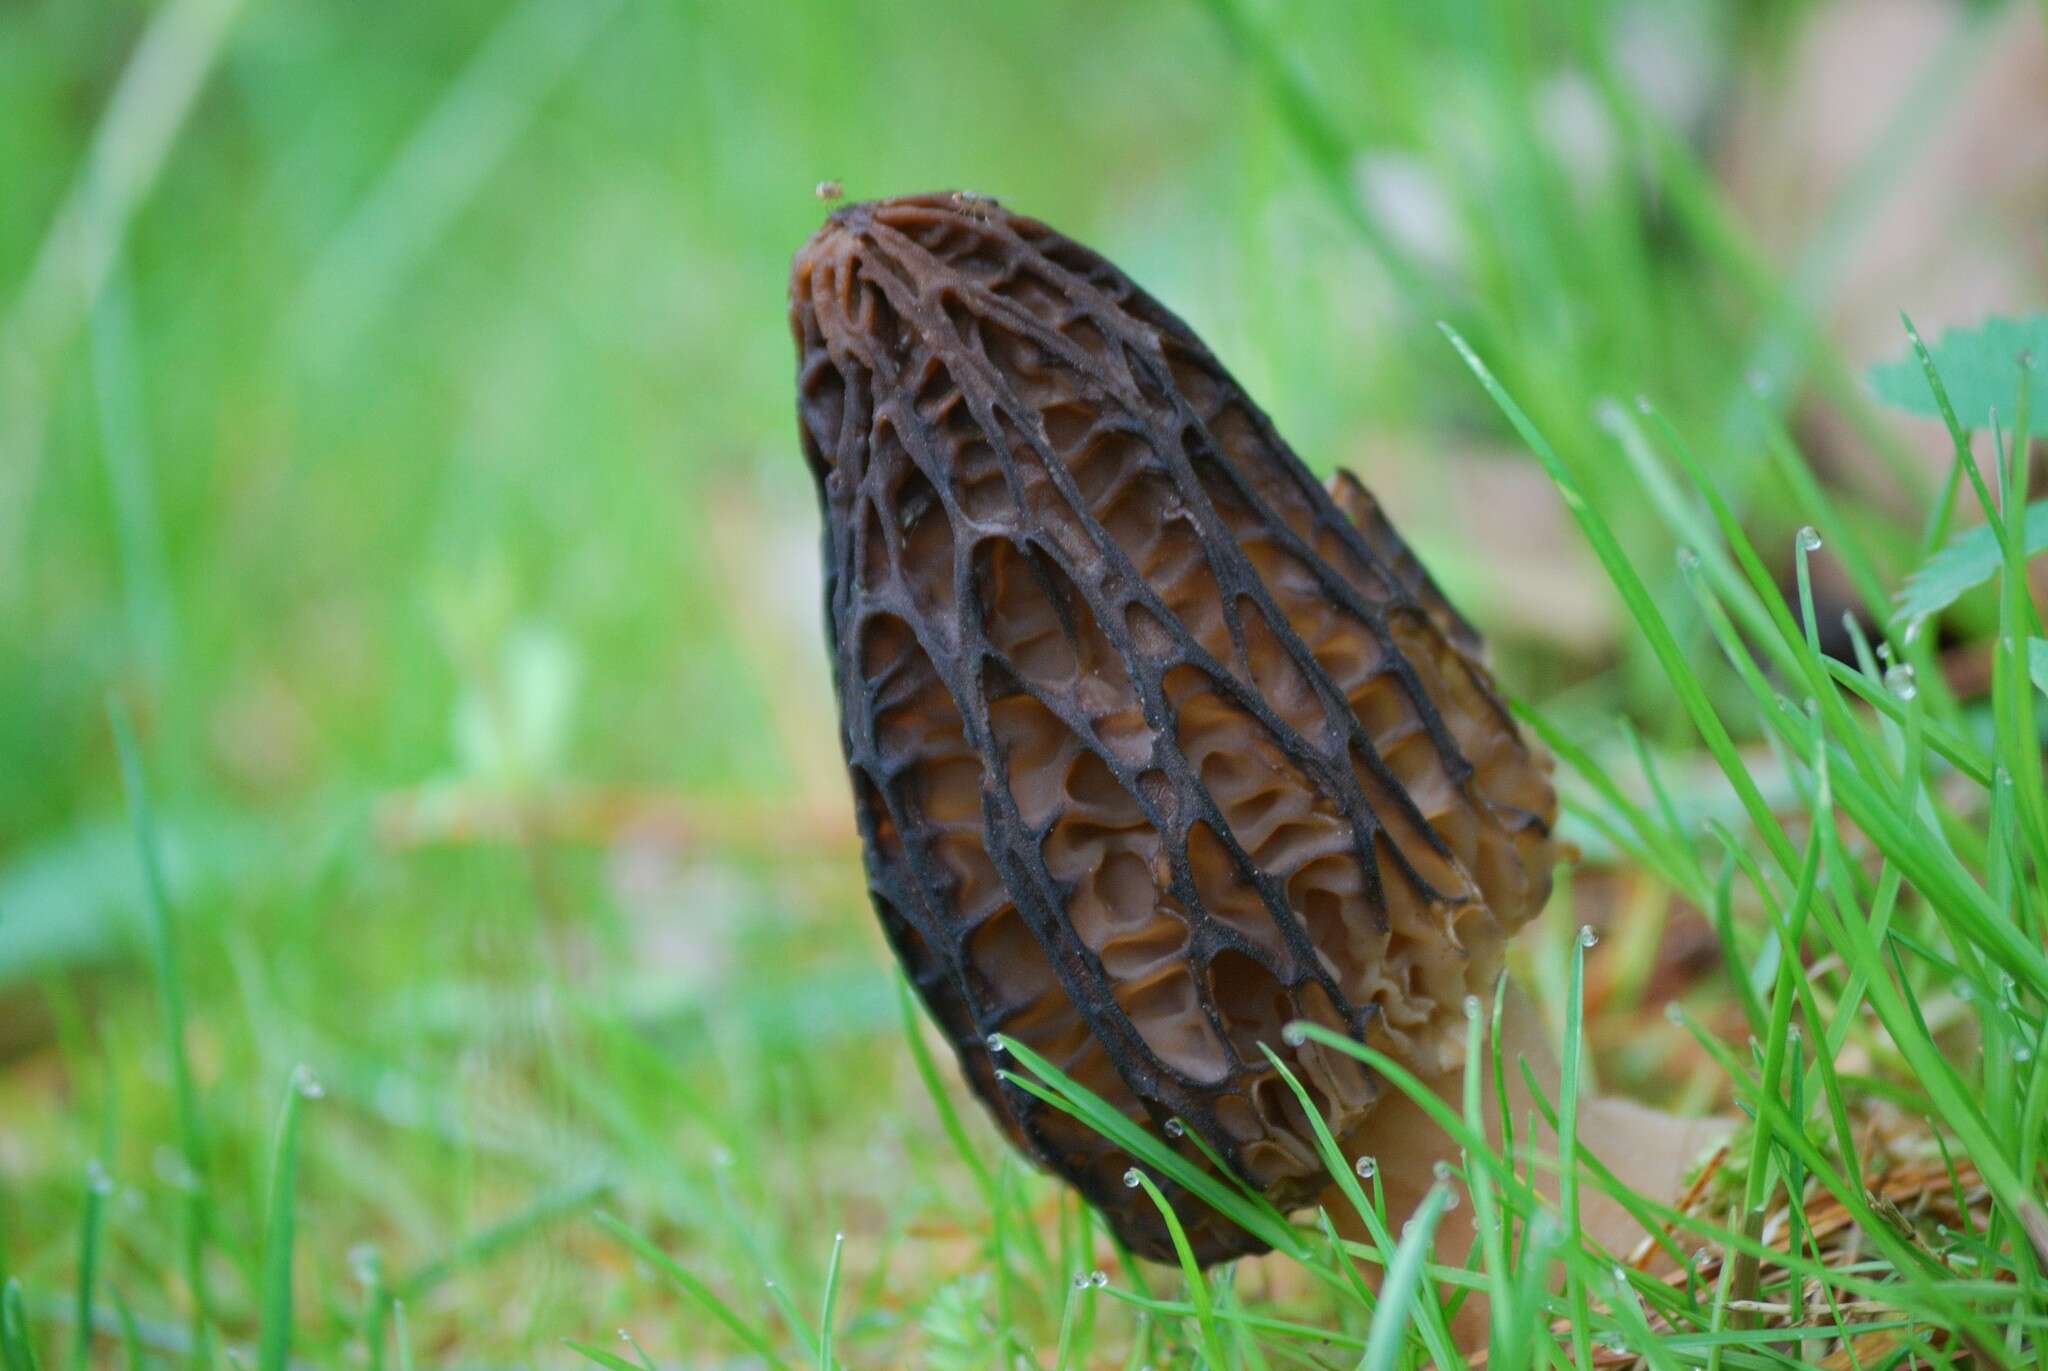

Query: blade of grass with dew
<box><xmin>815</xmin><ymin>1231</ymin><xmax>842</xmax><ymax>1371</ymax></box>
<box><xmin>616</xmin><ymin>1328</ymin><xmax>657</xmax><ymax>1371</ymax></box>
<box><xmin>354</xmin><ymin>1247</ymin><xmax>386</xmax><ymax>1371</ymax></box>
<box><xmin>1457</xmin><ymin>992</ymin><xmax>1513</xmax><ymax>1361</ymax></box>
<box><xmin>1355</xmin><ymin>1185</ymin><xmax>1453</xmax><ymax>1371</ymax></box>
<box><xmin>109</xmin><ymin>701</ymin><xmax>214</xmax><ymax>1366</ymax></box>
<box><xmin>1125</xmin><ymin>1169</ymin><xmax>1227</xmax><ymax>1369</ymax></box>
<box><xmin>994</xmin><ymin>1036</ymin><xmax>1308</xmax><ymax>1260</ymax></box>
<box><xmin>1258</xmin><ymin>1046</ymin><xmax>1461</xmax><ymax>1367</ymax></box>
<box><xmin>390</xmin><ymin>1299</ymin><xmax>413</xmax><ymax>1371</ymax></box>
<box><xmin>1559</xmin><ymin>920</ymin><xmax>1595</xmax><ymax>1371</ymax></box>
<box><xmin>1100</xmin><ymin>1287</ymin><xmax>1371</xmax><ymax>1353</ymax></box>
<box><xmin>591</xmin><ymin>1213</ymin><xmax>790</xmax><ymax>1371</ymax></box>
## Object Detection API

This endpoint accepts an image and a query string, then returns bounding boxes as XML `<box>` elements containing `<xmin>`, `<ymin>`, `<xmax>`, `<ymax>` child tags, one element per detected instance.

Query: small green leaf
<box><xmin>1893</xmin><ymin>501</ymin><xmax>2048</xmax><ymax>632</ymax></box>
<box><xmin>1868</xmin><ymin>314</ymin><xmax>2048</xmax><ymax>429</ymax></box>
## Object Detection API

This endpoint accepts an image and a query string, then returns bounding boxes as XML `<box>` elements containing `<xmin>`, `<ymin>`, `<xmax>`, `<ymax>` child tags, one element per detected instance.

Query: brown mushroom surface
<box><xmin>790</xmin><ymin>192</ymin><xmax>1561</xmax><ymax>1262</ymax></box>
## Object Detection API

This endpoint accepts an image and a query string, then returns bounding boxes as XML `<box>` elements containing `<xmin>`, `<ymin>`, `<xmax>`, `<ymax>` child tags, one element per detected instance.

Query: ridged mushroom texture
<box><xmin>789</xmin><ymin>191</ymin><xmax>1567</xmax><ymax>1264</ymax></box>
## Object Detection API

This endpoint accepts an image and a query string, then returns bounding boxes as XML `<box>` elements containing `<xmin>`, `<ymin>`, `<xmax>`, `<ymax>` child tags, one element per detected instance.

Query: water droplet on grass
<box><xmin>1577</xmin><ymin>924</ymin><xmax>1600</xmax><ymax>948</ymax></box>
<box><xmin>1796</xmin><ymin>526</ymin><xmax>1822</xmax><ymax>552</ymax></box>
<box><xmin>1354</xmin><ymin>1155</ymin><xmax>1377</xmax><ymax>1180</ymax></box>
<box><xmin>1123</xmin><ymin>1167</ymin><xmax>1143</xmax><ymax>1189</ymax></box>
<box><xmin>1884</xmin><ymin>663</ymin><xmax>1917</xmax><ymax>700</ymax></box>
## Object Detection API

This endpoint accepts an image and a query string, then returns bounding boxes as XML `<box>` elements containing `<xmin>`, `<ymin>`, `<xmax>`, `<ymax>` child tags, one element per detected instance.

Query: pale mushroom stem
<box><xmin>1324</xmin><ymin>981</ymin><xmax>1730</xmax><ymax>1349</ymax></box>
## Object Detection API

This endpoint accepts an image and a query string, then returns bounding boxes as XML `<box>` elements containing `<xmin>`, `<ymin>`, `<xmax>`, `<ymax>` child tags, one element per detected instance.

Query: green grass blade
<box><xmin>563</xmin><ymin>1339</ymin><xmax>642</xmax><ymax>1371</ymax></box>
<box><xmin>1</xmin><ymin>1280</ymin><xmax>37</xmax><ymax>1371</ymax></box>
<box><xmin>70</xmin><ymin>1163</ymin><xmax>107</xmax><ymax>1371</ymax></box>
<box><xmin>389</xmin><ymin>1176</ymin><xmax>608</xmax><ymax>1300</ymax></box>
<box><xmin>257</xmin><ymin>1067</ymin><xmax>316</xmax><ymax>1371</ymax></box>
<box><xmin>894</xmin><ymin>972</ymin><xmax>995</xmax><ymax>1201</ymax></box>
<box><xmin>111</xmin><ymin>1290</ymin><xmax>143</xmax><ymax>1371</ymax></box>
<box><xmin>815</xmin><ymin>1230</ymin><xmax>843</xmax><ymax>1371</ymax></box>
<box><xmin>1443</xmin><ymin>326</ymin><xmax>1801</xmax><ymax>880</ymax></box>
<box><xmin>1355</xmin><ymin>1186</ymin><xmax>1453</xmax><ymax>1371</ymax></box>
<box><xmin>109</xmin><ymin>701</ymin><xmax>214</xmax><ymax>1366</ymax></box>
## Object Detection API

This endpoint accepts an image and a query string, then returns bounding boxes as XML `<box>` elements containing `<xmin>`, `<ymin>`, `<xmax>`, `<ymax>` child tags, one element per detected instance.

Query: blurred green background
<box><xmin>2</xmin><ymin>0</ymin><xmax>2043</xmax><ymax>1364</ymax></box>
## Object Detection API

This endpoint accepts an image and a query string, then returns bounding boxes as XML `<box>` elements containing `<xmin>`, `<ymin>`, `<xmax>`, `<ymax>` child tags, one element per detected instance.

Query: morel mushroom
<box><xmin>788</xmin><ymin>192</ymin><xmax>1720</xmax><ymax>1274</ymax></box>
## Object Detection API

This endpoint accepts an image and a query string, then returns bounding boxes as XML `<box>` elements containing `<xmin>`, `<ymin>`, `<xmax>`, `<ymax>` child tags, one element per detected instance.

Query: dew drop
<box><xmin>815</xmin><ymin>179</ymin><xmax>844</xmax><ymax>202</ymax></box>
<box><xmin>348</xmin><ymin>1243</ymin><xmax>381</xmax><ymax>1287</ymax></box>
<box><xmin>986</xmin><ymin>1034</ymin><xmax>1005</xmax><ymax>1055</ymax></box>
<box><xmin>86</xmin><ymin>1160</ymin><xmax>114</xmax><ymax>1196</ymax></box>
<box><xmin>1354</xmin><ymin>1155</ymin><xmax>1378</xmax><ymax>1180</ymax></box>
<box><xmin>1123</xmin><ymin>1167</ymin><xmax>1144</xmax><ymax>1189</ymax></box>
<box><xmin>1675</xmin><ymin>546</ymin><xmax>1701</xmax><ymax>576</ymax></box>
<box><xmin>292</xmin><ymin>1064</ymin><xmax>325</xmax><ymax>1100</ymax></box>
<box><xmin>1577</xmin><ymin>924</ymin><xmax>1600</xmax><ymax>948</ymax></box>
<box><xmin>1281</xmin><ymin>1023</ymin><xmax>1307</xmax><ymax>1047</ymax></box>
<box><xmin>1090</xmin><ymin>1270</ymin><xmax>1109</xmax><ymax>1288</ymax></box>
<box><xmin>1884</xmin><ymin>663</ymin><xmax>1917</xmax><ymax>701</ymax></box>
<box><xmin>1433</xmin><ymin>1160</ymin><xmax>1454</xmax><ymax>1182</ymax></box>
<box><xmin>1664</xmin><ymin>1002</ymin><xmax>1685</xmax><ymax>1026</ymax></box>
<box><xmin>1463</xmin><ymin>994</ymin><xmax>1483</xmax><ymax>1021</ymax></box>
<box><xmin>1072</xmin><ymin>1273</ymin><xmax>1091</xmax><ymax>1291</ymax></box>
<box><xmin>2015</xmin><ymin>1043</ymin><xmax>2034</xmax><ymax>1063</ymax></box>
<box><xmin>1796</xmin><ymin>526</ymin><xmax>1822</xmax><ymax>553</ymax></box>
<box><xmin>1164</xmin><ymin>1118</ymin><xmax>1185</xmax><ymax>1139</ymax></box>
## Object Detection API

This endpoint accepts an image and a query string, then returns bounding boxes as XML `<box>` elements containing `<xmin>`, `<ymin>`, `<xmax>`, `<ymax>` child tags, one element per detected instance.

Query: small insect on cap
<box><xmin>790</xmin><ymin>192</ymin><xmax>1558</xmax><ymax>1262</ymax></box>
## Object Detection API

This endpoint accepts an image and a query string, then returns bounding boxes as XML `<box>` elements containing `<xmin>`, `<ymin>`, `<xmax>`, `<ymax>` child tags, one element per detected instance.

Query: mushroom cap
<box><xmin>790</xmin><ymin>193</ymin><xmax>1557</xmax><ymax>1262</ymax></box>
